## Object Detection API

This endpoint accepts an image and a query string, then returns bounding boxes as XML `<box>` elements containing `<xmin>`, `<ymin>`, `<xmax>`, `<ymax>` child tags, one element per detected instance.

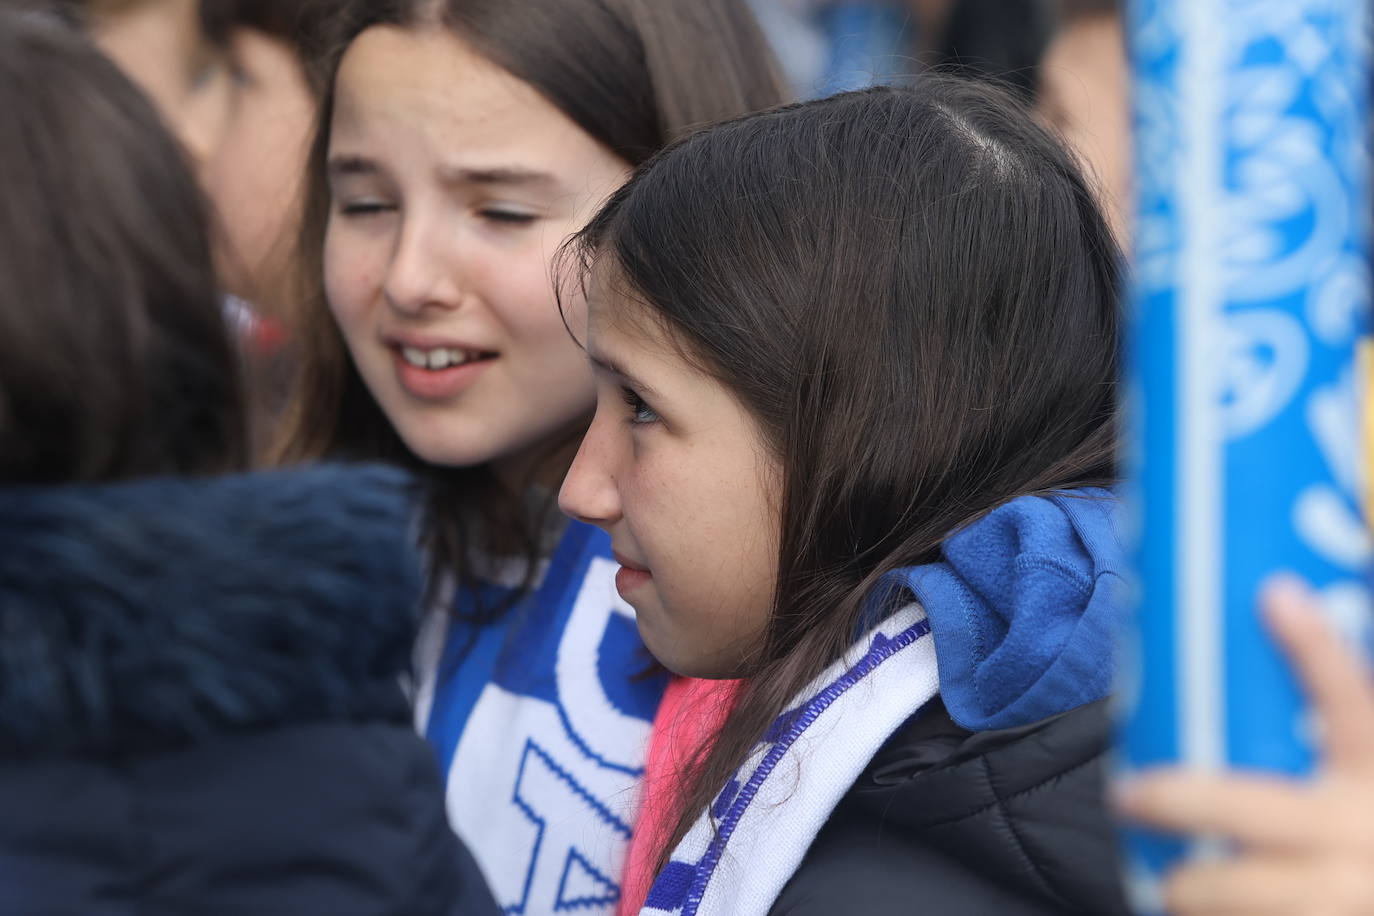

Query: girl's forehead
<box><xmin>332</xmin><ymin>26</ymin><xmax>567</xmax><ymax>147</ymax></box>
<box><xmin>585</xmin><ymin>274</ymin><xmax>682</xmax><ymax>367</ymax></box>
<box><xmin>585</xmin><ymin>263</ymin><xmax>642</xmax><ymax>329</ymax></box>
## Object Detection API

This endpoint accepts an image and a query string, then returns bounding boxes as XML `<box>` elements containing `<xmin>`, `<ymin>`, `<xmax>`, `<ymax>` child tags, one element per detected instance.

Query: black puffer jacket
<box><xmin>771</xmin><ymin>698</ymin><xmax>1130</xmax><ymax>915</ymax></box>
<box><xmin>0</xmin><ymin>465</ymin><xmax>499</xmax><ymax>916</ymax></box>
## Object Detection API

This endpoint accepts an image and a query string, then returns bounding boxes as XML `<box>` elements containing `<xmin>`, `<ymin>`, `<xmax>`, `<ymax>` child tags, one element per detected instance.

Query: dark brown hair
<box><xmin>570</xmin><ymin>77</ymin><xmax>1122</xmax><ymax>871</ymax></box>
<box><xmin>271</xmin><ymin>0</ymin><xmax>787</xmax><ymax>607</ymax></box>
<box><xmin>0</xmin><ymin>10</ymin><xmax>247</xmax><ymax>484</ymax></box>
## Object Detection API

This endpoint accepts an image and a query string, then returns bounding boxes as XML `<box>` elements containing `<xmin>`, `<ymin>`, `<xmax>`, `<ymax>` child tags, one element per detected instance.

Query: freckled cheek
<box><xmin>324</xmin><ymin>250</ymin><xmax>382</xmax><ymax>322</ymax></box>
<box><xmin>325</xmin><ymin>274</ymin><xmax>376</xmax><ymax>326</ymax></box>
<box><xmin>635</xmin><ymin>475</ymin><xmax>728</xmax><ymax>620</ymax></box>
<box><xmin>481</xmin><ymin>261</ymin><xmax>566</xmax><ymax>341</ymax></box>
<box><xmin>615</xmin><ymin>467</ymin><xmax>673</xmax><ymax>560</ymax></box>
<box><xmin>491</xmin><ymin>291</ymin><xmax>591</xmax><ymax>395</ymax></box>
<box><xmin>706</xmin><ymin>474</ymin><xmax>779</xmax><ymax>622</ymax></box>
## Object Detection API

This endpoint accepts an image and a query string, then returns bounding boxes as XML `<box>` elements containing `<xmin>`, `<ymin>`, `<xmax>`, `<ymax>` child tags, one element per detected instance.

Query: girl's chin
<box><xmin>390</xmin><ymin>419</ymin><xmax>501</xmax><ymax>469</ymax></box>
<box><xmin>637</xmin><ymin>623</ymin><xmax>741</xmax><ymax>680</ymax></box>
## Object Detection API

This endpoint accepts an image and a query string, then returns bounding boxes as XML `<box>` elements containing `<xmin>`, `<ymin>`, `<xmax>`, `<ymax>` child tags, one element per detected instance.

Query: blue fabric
<box><xmin>882</xmin><ymin>488</ymin><xmax>1125</xmax><ymax>731</ymax></box>
<box><xmin>814</xmin><ymin>1</ymin><xmax>913</xmax><ymax>96</ymax></box>
<box><xmin>424</xmin><ymin>522</ymin><xmax>669</xmax><ymax>783</ymax></box>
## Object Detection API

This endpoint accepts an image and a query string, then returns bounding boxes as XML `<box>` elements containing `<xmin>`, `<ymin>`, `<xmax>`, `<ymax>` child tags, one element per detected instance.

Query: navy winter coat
<box><xmin>0</xmin><ymin>466</ymin><xmax>499</xmax><ymax>915</ymax></box>
<box><xmin>771</xmin><ymin>697</ymin><xmax>1131</xmax><ymax>915</ymax></box>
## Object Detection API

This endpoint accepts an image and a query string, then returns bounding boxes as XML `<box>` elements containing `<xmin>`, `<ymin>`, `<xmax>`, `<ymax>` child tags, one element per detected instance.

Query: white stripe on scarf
<box><xmin>640</xmin><ymin>603</ymin><xmax>939</xmax><ymax>916</ymax></box>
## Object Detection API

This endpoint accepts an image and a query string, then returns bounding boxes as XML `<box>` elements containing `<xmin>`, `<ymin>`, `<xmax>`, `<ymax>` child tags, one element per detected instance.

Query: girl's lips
<box><xmin>613</xmin><ymin>551</ymin><xmax>652</xmax><ymax>598</ymax></box>
<box><xmin>391</xmin><ymin>348</ymin><xmax>493</xmax><ymax>401</ymax></box>
<box><xmin>614</xmin><ymin>564</ymin><xmax>652</xmax><ymax>598</ymax></box>
<box><xmin>613</xmin><ymin>551</ymin><xmax>649</xmax><ymax>573</ymax></box>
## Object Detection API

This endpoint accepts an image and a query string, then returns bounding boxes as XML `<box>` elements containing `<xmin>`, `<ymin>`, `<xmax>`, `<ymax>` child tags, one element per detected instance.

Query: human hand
<box><xmin>1116</xmin><ymin>577</ymin><xmax>1374</xmax><ymax>915</ymax></box>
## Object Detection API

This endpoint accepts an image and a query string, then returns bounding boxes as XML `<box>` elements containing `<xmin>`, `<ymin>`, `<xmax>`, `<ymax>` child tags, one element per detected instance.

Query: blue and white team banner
<box><xmin>1119</xmin><ymin>0</ymin><xmax>1372</xmax><ymax>910</ymax></box>
<box><xmin>416</xmin><ymin>522</ymin><xmax>668</xmax><ymax>915</ymax></box>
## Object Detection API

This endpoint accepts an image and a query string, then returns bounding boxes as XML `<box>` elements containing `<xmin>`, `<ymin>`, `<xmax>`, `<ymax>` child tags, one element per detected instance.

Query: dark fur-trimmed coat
<box><xmin>0</xmin><ymin>465</ymin><xmax>498</xmax><ymax>915</ymax></box>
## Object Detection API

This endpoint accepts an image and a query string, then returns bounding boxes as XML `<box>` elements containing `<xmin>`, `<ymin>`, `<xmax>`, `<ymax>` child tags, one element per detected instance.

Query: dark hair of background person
<box><xmin>932</xmin><ymin>0</ymin><xmax>1058</xmax><ymax>101</ymax></box>
<box><xmin>1055</xmin><ymin>0</ymin><xmax>1121</xmax><ymax>16</ymax></box>
<box><xmin>270</xmin><ymin>0</ymin><xmax>788</xmax><ymax>611</ymax></box>
<box><xmin>567</xmin><ymin>77</ymin><xmax>1123</xmax><ymax>872</ymax></box>
<box><xmin>0</xmin><ymin>10</ymin><xmax>247</xmax><ymax>485</ymax></box>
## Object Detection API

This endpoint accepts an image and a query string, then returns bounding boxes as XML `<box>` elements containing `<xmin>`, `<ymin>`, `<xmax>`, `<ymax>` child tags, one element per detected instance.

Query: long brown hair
<box><xmin>569</xmin><ymin>78</ymin><xmax>1123</xmax><ymax>871</ymax></box>
<box><xmin>271</xmin><ymin>0</ymin><xmax>786</xmax><ymax>607</ymax></box>
<box><xmin>0</xmin><ymin>10</ymin><xmax>246</xmax><ymax>485</ymax></box>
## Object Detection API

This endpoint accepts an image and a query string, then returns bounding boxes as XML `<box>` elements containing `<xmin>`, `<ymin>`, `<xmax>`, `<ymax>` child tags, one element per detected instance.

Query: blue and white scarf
<box><xmin>414</xmin><ymin>521</ymin><xmax>669</xmax><ymax>914</ymax></box>
<box><xmin>639</xmin><ymin>604</ymin><xmax>940</xmax><ymax>916</ymax></box>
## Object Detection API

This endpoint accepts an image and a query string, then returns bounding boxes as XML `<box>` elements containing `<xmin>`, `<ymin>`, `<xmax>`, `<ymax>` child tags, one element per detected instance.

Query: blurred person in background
<box><xmin>207</xmin><ymin>0</ymin><xmax>341</xmax><ymax>327</ymax></box>
<box><xmin>207</xmin><ymin>0</ymin><xmax>354</xmax><ymax>440</ymax></box>
<box><xmin>0</xmin><ymin>11</ymin><xmax>497</xmax><ymax>914</ymax></box>
<box><xmin>271</xmin><ymin>1</ymin><xmax>787</xmax><ymax>911</ymax></box>
<box><xmin>53</xmin><ymin>0</ymin><xmax>236</xmax><ymax>178</ymax></box>
<box><xmin>1119</xmin><ymin>580</ymin><xmax>1374</xmax><ymax>916</ymax></box>
<box><xmin>41</xmin><ymin>0</ymin><xmax>303</xmax><ymax>440</ymax></box>
<box><xmin>1036</xmin><ymin>0</ymin><xmax>1130</xmax><ymax>242</ymax></box>
<box><xmin>46</xmin><ymin>0</ymin><xmax>338</xmax><ymax>396</ymax></box>
<box><xmin>751</xmin><ymin>0</ymin><xmax>1129</xmax><ymax>242</ymax></box>
<box><xmin>51</xmin><ymin>0</ymin><xmax>317</xmax><ymax>319</ymax></box>
<box><xmin>750</xmin><ymin>0</ymin><xmax>1056</xmax><ymax>99</ymax></box>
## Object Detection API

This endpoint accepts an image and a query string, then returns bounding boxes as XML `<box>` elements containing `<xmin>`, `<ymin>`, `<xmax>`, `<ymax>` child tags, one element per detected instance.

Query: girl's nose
<box><xmin>382</xmin><ymin>216</ymin><xmax>462</xmax><ymax>316</ymax></box>
<box><xmin>558</xmin><ymin>419</ymin><xmax>622</xmax><ymax>529</ymax></box>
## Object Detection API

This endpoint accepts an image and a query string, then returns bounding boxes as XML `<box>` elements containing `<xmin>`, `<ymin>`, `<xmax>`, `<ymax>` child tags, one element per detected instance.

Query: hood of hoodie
<box><xmin>880</xmin><ymin>488</ymin><xmax>1124</xmax><ymax>731</ymax></box>
<box><xmin>0</xmin><ymin>464</ymin><xmax>423</xmax><ymax>756</ymax></box>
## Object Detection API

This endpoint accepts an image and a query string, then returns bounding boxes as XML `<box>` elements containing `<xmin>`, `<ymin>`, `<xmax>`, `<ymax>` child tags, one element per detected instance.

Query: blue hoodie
<box><xmin>884</xmin><ymin>487</ymin><xmax>1124</xmax><ymax>731</ymax></box>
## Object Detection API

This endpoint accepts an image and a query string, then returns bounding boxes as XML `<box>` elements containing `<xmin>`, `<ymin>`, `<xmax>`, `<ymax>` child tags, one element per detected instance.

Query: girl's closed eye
<box><xmin>620</xmin><ymin>386</ymin><xmax>659</xmax><ymax>425</ymax></box>
<box><xmin>477</xmin><ymin>207</ymin><xmax>539</xmax><ymax>227</ymax></box>
<box><xmin>338</xmin><ymin>198</ymin><xmax>396</xmax><ymax>218</ymax></box>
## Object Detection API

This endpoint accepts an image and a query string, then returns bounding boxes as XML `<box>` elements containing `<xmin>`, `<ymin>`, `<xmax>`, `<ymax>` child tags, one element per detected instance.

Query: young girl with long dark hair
<box><xmin>560</xmin><ymin>78</ymin><xmax>1133</xmax><ymax>915</ymax></box>
<box><xmin>272</xmin><ymin>1</ymin><xmax>786</xmax><ymax>910</ymax></box>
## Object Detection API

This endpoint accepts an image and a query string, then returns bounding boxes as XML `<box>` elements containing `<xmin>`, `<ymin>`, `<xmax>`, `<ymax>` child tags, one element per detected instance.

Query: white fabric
<box><xmin>640</xmin><ymin>603</ymin><xmax>939</xmax><ymax>916</ymax></box>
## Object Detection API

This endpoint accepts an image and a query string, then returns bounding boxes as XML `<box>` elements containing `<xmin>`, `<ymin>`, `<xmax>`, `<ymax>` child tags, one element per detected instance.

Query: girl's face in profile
<box><xmin>324</xmin><ymin>26</ymin><xmax>629</xmax><ymax>479</ymax></box>
<box><xmin>204</xmin><ymin>26</ymin><xmax>316</xmax><ymax>309</ymax></box>
<box><xmin>559</xmin><ymin>279</ymin><xmax>782</xmax><ymax>679</ymax></box>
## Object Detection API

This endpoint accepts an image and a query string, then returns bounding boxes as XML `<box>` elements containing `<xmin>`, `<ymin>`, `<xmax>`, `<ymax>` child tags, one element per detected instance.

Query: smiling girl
<box><xmin>272</xmin><ymin>2</ymin><xmax>785</xmax><ymax>911</ymax></box>
<box><xmin>560</xmin><ymin>79</ymin><xmax>1133</xmax><ymax>915</ymax></box>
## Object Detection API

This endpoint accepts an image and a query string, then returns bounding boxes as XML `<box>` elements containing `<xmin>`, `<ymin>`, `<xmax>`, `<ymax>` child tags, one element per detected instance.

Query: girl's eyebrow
<box><xmin>326</xmin><ymin>154</ymin><xmax>378</xmax><ymax>179</ymax></box>
<box><xmin>326</xmin><ymin>157</ymin><xmax>563</xmax><ymax>194</ymax></box>
<box><xmin>588</xmin><ymin>350</ymin><xmax>659</xmax><ymax>397</ymax></box>
<box><xmin>437</xmin><ymin>165</ymin><xmax>560</xmax><ymax>191</ymax></box>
